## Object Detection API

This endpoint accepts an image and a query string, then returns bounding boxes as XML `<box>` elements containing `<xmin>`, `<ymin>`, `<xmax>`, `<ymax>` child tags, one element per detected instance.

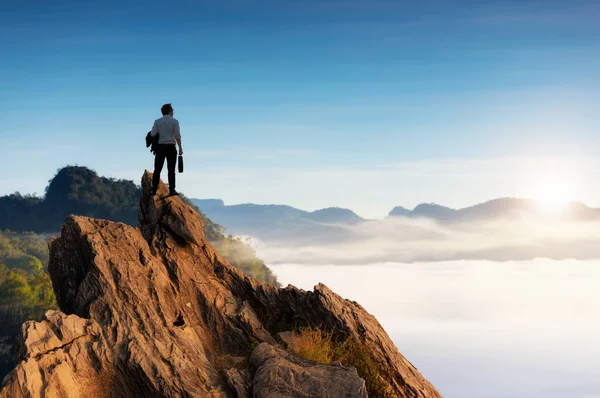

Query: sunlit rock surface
<box><xmin>0</xmin><ymin>171</ymin><xmax>441</xmax><ymax>398</ymax></box>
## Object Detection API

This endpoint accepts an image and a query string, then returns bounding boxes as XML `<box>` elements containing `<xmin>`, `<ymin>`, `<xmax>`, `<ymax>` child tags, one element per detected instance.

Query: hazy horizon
<box><xmin>3</xmin><ymin>162</ymin><xmax>600</xmax><ymax>220</ymax></box>
<box><xmin>2</xmin><ymin>1</ymin><xmax>600</xmax><ymax>218</ymax></box>
<box><xmin>191</xmin><ymin>194</ymin><xmax>600</xmax><ymax>217</ymax></box>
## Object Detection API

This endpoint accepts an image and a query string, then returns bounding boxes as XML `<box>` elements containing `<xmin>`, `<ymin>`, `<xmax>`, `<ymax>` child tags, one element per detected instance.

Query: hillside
<box><xmin>0</xmin><ymin>231</ymin><xmax>56</xmax><ymax>378</ymax></box>
<box><xmin>0</xmin><ymin>166</ymin><xmax>277</xmax><ymax>286</ymax></box>
<box><xmin>0</xmin><ymin>172</ymin><xmax>441</xmax><ymax>397</ymax></box>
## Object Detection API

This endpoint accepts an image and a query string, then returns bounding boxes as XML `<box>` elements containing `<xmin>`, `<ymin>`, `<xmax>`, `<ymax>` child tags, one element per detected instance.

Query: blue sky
<box><xmin>1</xmin><ymin>0</ymin><xmax>599</xmax><ymax>218</ymax></box>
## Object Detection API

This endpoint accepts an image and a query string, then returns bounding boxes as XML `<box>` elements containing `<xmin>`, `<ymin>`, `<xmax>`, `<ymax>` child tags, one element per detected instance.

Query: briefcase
<box><xmin>178</xmin><ymin>155</ymin><xmax>184</xmax><ymax>173</ymax></box>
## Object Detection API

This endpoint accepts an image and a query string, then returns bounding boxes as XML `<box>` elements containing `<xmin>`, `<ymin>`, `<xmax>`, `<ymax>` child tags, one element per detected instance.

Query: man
<box><xmin>150</xmin><ymin>103</ymin><xmax>183</xmax><ymax>196</ymax></box>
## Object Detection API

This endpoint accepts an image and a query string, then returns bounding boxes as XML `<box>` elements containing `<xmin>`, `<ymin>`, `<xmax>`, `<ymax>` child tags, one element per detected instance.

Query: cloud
<box><xmin>251</xmin><ymin>216</ymin><xmax>600</xmax><ymax>265</ymax></box>
<box><xmin>269</xmin><ymin>258</ymin><xmax>600</xmax><ymax>398</ymax></box>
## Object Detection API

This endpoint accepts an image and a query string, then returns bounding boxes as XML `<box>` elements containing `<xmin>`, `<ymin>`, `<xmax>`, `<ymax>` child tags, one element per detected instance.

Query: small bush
<box><xmin>287</xmin><ymin>327</ymin><xmax>335</xmax><ymax>364</ymax></box>
<box><xmin>335</xmin><ymin>338</ymin><xmax>394</xmax><ymax>398</ymax></box>
<box><xmin>287</xmin><ymin>327</ymin><xmax>394</xmax><ymax>398</ymax></box>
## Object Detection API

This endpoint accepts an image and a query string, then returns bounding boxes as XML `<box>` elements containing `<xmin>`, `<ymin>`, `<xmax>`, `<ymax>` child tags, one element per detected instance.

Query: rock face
<box><xmin>0</xmin><ymin>171</ymin><xmax>442</xmax><ymax>398</ymax></box>
<box><xmin>251</xmin><ymin>343</ymin><xmax>367</xmax><ymax>398</ymax></box>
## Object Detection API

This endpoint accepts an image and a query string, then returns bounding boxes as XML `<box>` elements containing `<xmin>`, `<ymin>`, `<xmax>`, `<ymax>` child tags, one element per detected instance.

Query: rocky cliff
<box><xmin>0</xmin><ymin>171</ymin><xmax>441</xmax><ymax>398</ymax></box>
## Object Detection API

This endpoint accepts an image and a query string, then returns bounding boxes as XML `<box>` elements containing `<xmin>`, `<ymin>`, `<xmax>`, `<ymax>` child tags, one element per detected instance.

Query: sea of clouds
<box><xmin>270</xmin><ymin>260</ymin><xmax>600</xmax><ymax>398</ymax></box>
<box><xmin>251</xmin><ymin>215</ymin><xmax>600</xmax><ymax>265</ymax></box>
<box><xmin>245</xmin><ymin>213</ymin><xmax>600</xmax><ymax>397</ymax></box>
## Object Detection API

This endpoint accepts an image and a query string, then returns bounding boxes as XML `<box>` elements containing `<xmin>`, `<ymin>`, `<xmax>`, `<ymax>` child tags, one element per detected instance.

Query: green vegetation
<box><xmin>0</xmin><ymin>166</ymin><xmax>140</xmax><ymax>231</ymax></box>
<box><xmin>0</xmin><ymin>166</ymin><xmax>278</xmax><ymax>286</ymax></box>
<box><xmin>287</xmin><ymin>327</ymin><xmax>394</xmax><ymax>398</ymax></box>
<box><xmin>180</xmin><ymin>196</ymin><xmax>279</xmax><ymax>285</ymax></box>
<box><xmin>0</xmin><ymin>166</ymin><xmax>280</xmax><ymax>380</ymax></box>
<box><xmin>212</xmin><ymin>235</ymin><xmax>278</xmax><ymax>285</ymax></box>
<box><xmin>0</xmin><ymin>230</ymin><xmax>57</xmax><ymax>379</ymax></box>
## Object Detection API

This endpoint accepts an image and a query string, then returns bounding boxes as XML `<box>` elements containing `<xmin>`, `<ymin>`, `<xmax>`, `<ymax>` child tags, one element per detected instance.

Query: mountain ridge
<box><xmin>0</xmin><ymin>171</ymin><xmax>441</xmax><ymax>397</ymax></box>
<box><xmin>194</xmin><ymin>197</ymin><xmax>600</xmax><ymax>222</ymax></box>
<box><xmin>192</xmin><ymin>197</ymin><xmax>600</xmax><ymax>243</ymax></box>
<box><xmin>390</xmin><ymin>197</ymin><xmax>600</xmax><ymax>221</ymax></box>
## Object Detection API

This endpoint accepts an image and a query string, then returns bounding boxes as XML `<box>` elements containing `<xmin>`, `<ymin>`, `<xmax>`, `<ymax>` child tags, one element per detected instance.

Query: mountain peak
<box><xmin>388</xmin><ymin>206</ymin><xmax>411</xmax><ymax>217</ymax></box>
<box><xmin>1</xmin><ymin>171</ymin><xmax>440</xmax><ymax>397</ymax></box>
<box><xmin>412</xmin><ymin>203</ymin><xmax>456</xmax><ymax>220</ymax></box>
<box><xmin>307</xmin><ymin>207</ymin><xmax>362</xmax><ymax>223</ymax></box>
<box><xmin>193</xmin><ymin>198</ymin><xmax>225</xmax><ymax>210</ymax></box>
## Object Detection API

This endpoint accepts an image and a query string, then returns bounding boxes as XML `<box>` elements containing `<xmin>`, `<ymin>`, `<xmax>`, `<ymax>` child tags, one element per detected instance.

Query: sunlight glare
<box><xmin>531</xmin><ymin>176</ymin><xmax>573</xmax><ymax>213</ymax></box>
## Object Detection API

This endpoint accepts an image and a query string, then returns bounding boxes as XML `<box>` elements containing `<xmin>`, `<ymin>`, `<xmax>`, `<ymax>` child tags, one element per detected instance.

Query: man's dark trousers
<box><xmin>153</xmin><ymin>144</ymin><xmax>177</xmax><ymax>192</ymax></box>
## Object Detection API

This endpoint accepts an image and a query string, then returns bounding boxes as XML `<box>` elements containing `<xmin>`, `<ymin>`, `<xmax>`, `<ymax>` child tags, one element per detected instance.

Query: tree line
<box><xmin>0</xmin><ymin>230</ymin><xmax>56</xmax><ymax>378</ymax></box>
<box><xmin>0</xmin><ymin>166</ymin><xmax>279</xmax><ymax>379</ymax></box>
<box><xmin>0</xmin><ymin>166</ymin><xmax>277</xmax><ymax>286</ymax></box>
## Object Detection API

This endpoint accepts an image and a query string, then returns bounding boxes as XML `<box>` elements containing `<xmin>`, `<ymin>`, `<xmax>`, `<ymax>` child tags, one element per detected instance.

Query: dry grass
<box><xmin>287</xmin><ymin>327</ymin><xmax>395</xmax><ymax>398</ymax></box>
<box><xmin>287</xmin><ymin>327</ymin><xmax>336</xmax><ymax>364</ymax></box>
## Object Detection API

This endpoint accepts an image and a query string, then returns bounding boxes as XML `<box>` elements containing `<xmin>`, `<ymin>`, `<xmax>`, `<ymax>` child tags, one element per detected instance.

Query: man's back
<box><xmin>150</xmin><ymin>103</ymin><xmax>183</xmax><ymax>196</ymax></box>
<box><xmin>151</xmin><ymin>115</ymin><xmax>181</xmax><ymax>145</ymax></box>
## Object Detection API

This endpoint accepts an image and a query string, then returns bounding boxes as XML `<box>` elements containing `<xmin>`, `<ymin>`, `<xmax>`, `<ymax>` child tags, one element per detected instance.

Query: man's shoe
<box><xmin>169</xmin><ymin>190</ymin><xmax>179</xmax><ymax>197</ymax></box>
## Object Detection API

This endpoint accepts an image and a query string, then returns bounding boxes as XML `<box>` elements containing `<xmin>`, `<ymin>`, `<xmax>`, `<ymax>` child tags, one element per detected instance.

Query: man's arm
<box><xmin>150</xmin><ymin>120</ymin><xmax>158</xmax><ymax>137</ymax></box>
<box><xmin>174</xmin><ymin>120</ymin><xmax>183</xmax><ymax>155</ymax></box>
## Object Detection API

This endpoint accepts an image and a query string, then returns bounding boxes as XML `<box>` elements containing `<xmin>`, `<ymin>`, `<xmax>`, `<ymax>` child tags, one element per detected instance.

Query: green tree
<box><xmin>4</xmin><ymin>255</ymin><xmax>43</xmax><ymax>275</ymax></box>
<box><xmin>181</xmin><ymin>196</ymin><xmax>279</xmax><ymax>286</ymax></box>
<box><xmin>0</xmin><ymin>166</ymin><xmax>279</xmax><ymax>285</ymax></box>
<box><xmin>0</xmin><ymin>232</ymin><xmax>58</xmax><ymax>380</ymax></box>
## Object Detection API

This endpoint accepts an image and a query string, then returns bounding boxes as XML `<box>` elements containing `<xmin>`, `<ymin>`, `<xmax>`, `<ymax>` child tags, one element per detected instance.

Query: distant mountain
<box><xmin>388</xmin><ymin>206</ymin><xmax>411</xmax><ymax>217</ymax></box>
<box><xmin>191</xmin><ymin>200</ymin><xmax>363</xmax><ymax>243</ymax></box>
<box><xmin>193</xmin><ymin>199</ymin><xmax>225</xmax><ymax>210</ymax></box>
<box><xmin>305</xmin><ymin>207</ymin><xmax>363</xmax><ymax>224</ymax></box>
<box><xmin>190</xmin><ymin>201</ymin><xmax>362</xmax><ymax>225</ymax></box>
<box><xmin>387</xmin><ymin>198</ymin><xmax>600</xmax><ymax>222</ymax></box>
<box><xmin>411</xmin><ymin>203</ymin><xmax>456</xmax><ymax>221</ymax></box>
<box><xmin>453</xmin><ymin>198</ymin><xmax>538</xmax><ymax>221</ymax></box>
<box><xmin>193</xmin><ymin>197</ymin><xmax>600</xmax><ymax>244</ymax></box>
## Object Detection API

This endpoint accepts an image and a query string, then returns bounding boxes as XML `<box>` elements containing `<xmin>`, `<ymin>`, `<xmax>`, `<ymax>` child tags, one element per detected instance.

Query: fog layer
<box><xmin>271</xmin><ymin>260</ymin><xmax>600</xmax><ymax>398</ymax></box>
<box><xmin>252</xmin><ymin>216</ymin><xmax>600</xmax><ymax>264</ymax></box>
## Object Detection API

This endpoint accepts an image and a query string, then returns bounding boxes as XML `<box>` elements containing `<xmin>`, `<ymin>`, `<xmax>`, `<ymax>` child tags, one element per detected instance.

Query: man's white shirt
<box><xmin>151</xmin><ymin>115</ymin><xmax>181</xmax><ymax>144</ymax></box>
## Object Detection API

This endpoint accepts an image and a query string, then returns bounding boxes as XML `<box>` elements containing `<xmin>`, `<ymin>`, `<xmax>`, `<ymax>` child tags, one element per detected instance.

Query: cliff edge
<box><xmin>0</xmin><ymin>171</ymin><xmax>441</xmax><ymax>397</ymax></box>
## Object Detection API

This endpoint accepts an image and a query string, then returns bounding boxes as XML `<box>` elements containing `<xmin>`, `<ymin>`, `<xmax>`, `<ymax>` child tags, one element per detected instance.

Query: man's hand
<box><xmin>179</xmin><ymin>148</ymin><xmax>183</xmax><ymax>156</ymax></box>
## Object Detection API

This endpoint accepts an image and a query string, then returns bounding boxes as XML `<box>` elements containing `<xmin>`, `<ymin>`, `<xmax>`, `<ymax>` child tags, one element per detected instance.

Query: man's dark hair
<box><xmin>161</xmin><ymin>103</ymin><xmax>173</xmax><ymax>115</ymax></box>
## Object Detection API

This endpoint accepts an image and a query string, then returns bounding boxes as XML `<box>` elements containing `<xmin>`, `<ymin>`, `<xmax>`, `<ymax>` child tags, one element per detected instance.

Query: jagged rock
<box><xmin>0</xmin><ymin>171</ymin><xmax>442</xmax><ymax>398</ymax></box>
<box><xmin>224</xmin><ymin>368</ymin><xmax>251</xmax><ymax>398</ymax></box>
<box><xmin>251</xmin><ymin>342</ymin><xmax>367</xmax><ymax>398</ymax></box>
<box><xmin>2</xmin><ymin>311</ymin><xmax>107</xmax><ymax>398</ymax></box>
